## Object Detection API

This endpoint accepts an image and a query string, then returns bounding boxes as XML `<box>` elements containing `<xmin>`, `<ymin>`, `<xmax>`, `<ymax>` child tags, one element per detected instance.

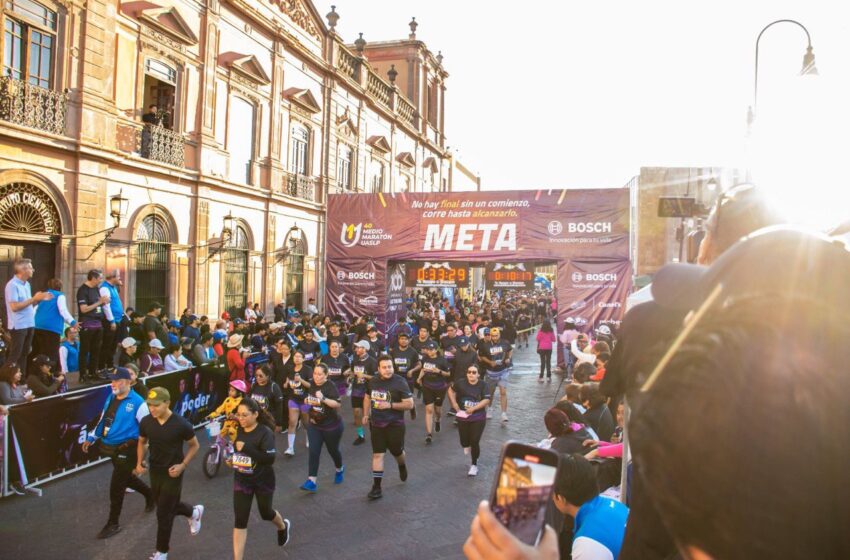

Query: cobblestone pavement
<box><xmin>0</xmin><ymin>343</ymin><xmax>564</xmax><ymax>560</ymax></box>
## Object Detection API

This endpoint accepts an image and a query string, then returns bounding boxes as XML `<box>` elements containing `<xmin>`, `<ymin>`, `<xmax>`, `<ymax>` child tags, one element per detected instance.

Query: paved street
<box><xmin>0</xmin><ymin>344</ymin><xmax>561</xmax><ymax>560</ymax></box>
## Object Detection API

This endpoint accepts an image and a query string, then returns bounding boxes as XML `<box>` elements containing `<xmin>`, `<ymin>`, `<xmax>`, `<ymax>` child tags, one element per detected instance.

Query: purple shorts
<box><xmin>287</xmin><ymin>400</ymin><xmax>311</xmax><ymax>413</ymax></box>
<box><xmin>333</xmin><ymin>380</ymin><xmax>348</xmax><ymax>397</ymax></box>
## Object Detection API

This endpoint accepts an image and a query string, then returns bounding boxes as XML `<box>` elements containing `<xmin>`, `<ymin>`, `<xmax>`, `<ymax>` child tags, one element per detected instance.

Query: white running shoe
<box><xmin>501</xmin><ymin>412</ymin><xmax>509</xmax><ymax>423</ymax></box>
<box><xmin>284</xmin><ymin>447</ymin><xmax>295</xmax><ymax>456</ymax></box>
<box><xmin>468</xmin><ymin>465</ymin><xmax>479</xmax><ymax>477</ymax></box>
<box><xmin>305</xmin><ymin>439</ymin><xmax>309</xmax><ymax>449</ymax></box>
<box><xmin>149</xmin><ymin>552</ymin><xmax>167</xmax><ymax>560</ymax></box>
<box><xmin>189</xmin><ymin>504</ymin><xmax>204</xmax><ymax>536</ymax></box>
<box><xmin>463</xmin><ymin>447</ymin><xmax>470</xmax><ymax>456</ymax></box>
<box><xmin>486</xmin><ymin>409</ymin><xmax>493</xmax><ymax>419</ymax></box>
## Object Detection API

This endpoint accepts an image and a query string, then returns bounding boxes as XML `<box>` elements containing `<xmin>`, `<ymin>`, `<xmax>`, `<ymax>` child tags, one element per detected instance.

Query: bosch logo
<box><xmin>336</xmin><ymin>271</ymin><xmax>346</xmax><ymax>280</ymax></box>
<box><xmin>571</xmin><ymin>272</ymin><xmax>583</xmax><ymax>283</ymax></box>
<box><xmin>586</xmin><ymin>273</ymin><xmax>618</xmax><ymax>282</ymax></box>
<box><xmin>547</xmin><ymin>221</ymin><xmax>563</xmax><ymax>236</ymax></box>
<box><xmin>598</xmin><ymin>302</ymin><xmax>622</xmax><ymax>309</ymax></box>
<box><xmin>342</xmin><ymin>271</ymin><xmax>376</xmax><ymax>280</ymax></box>
<box><xmin>568</xmin><ymin>222</ymin><xmax>612</xmax><ymax>233</ymax></box>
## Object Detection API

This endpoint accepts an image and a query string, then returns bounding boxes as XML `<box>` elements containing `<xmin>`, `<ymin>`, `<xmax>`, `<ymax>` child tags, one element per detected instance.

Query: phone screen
<box><xmin>491</xmin><ymin>450</ymin><xmax>558</xmax><ymax>545</ymax></box>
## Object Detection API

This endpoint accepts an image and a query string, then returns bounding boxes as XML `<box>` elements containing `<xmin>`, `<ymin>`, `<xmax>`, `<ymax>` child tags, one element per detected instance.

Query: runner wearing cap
<box><xmin>416</xmin><ymin>340</ymin><xmax>451</xmax><ymax>444</ymax></box>
<box><xmin>135</xmin><ymin>387</ymin><xmax>203</xmax><ymax>560</ymax></box>
<box><xmin>283</xmin><ymin>350</ymin><xmax>312</xmax><ymax>456</ymax></box>
<box><xmin>82</xmin><ymin>367</ymin><xmax>154</xmax><ymax>539</ymax></box>
<box><xmin>389</xmin><ymin>331</ymin><xmax>421</xmax><ymax>420</ymax></box>
<box><xmin>363</xmin><ymin>354</ymin><xmax>414</xmax><ymax>500</ymax></box>
<box><xmin>347</xmin><ymin>340</ymin><xmax>377</xmax><ymax>445</ymax></box>
<box><xmin>447</xmin><ymin>364</ymin><xmax>491</xmax><ymax>477</ymax></box>
<box><xmin>364</xmin><ymin>325</ymin><xmax>385</xmax><ymax>360</ymax></box>
<box><xmin>478</xmin><ymin>326</ymin><xmax>512</xmax><ymax>422</ymax></box>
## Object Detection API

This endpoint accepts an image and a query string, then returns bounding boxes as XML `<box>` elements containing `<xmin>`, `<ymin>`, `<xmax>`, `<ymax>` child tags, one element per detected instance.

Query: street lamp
<box><xmin>748</xmin><ymin>19</ymin><xmax>818</xmax><ymax>132</ymax></box>
<box><xmin>110</xmin><ymin>191</ymin><xmax>129</xmax><ymax>227</ymax></box>
<box><xmin>206</xmin><ymin>212</ymin><xmax>235</xmax><ymax>261</ymax></box>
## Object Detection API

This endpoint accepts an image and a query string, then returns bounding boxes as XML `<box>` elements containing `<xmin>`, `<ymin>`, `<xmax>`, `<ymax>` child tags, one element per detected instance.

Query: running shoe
<box><xmin>425</xmin><ymin>434</ymin><xmax>432</xmax><ymax>445</ymax></box>
<box><xmin>149</xmin><ymin>552</ymin><xmax>167</xmax><ymax>560</ymax></box>
<box><xmin>334</xmin><ymin>466</ymin><xmax>345</xmax><ymax>484</ymax></box>
<box><xmin>189</xmin><ymin>505</ymin><xmax>204</xmax><ymax>536</ymax></box>
<box><xmin>468</xmin><ymin>465</ymin><xmax>479</xmax><ymax>477</ymax></box>
<box><xmin>96</xmin><ymin>523</ymin><xmax>121</xmax><ymax>539</ymax></box>
<box><xmin>446</xmin><ymin>409</ymin><xmax>457</xmax><ymax>417</ymax></box>
<box><xmin>284</xmin><ymin>447</ymin><xmax>295</xmax><ymax>457</ymax></box>
<box><xmin>299</xmin><ymin>479</ymin><xmax>317</xmax><ymax>493</ymax></box>
<box><xmin>399</xmin><ymin>463</ymin><xmax>408</xmax><ymax>482</ymax></box>
<box><xmin>367</xmin><ymin>487</ymin><xmax>383</xmax><ymax>500</ymax></box>
<box><xmin>501</xmin><ymin>412</ymin><xmax>509</xmax><ymax>423</ymax></box>
<box><xmin>353</xmin><ymin>436</ymin><xmax>366</xmax><ymax>446</ymax></box>
<box><xmin>410</xmin><ymin>407</ymin><xmax>417</xmax><ymax>420</ymax></box>
<box><xmin>537</xmin><ymin>377</ymin><xmax>544</xmax><ymax>383</ymax></box>
<box><xmin>435</xmin><ymin>420</ymin><xmax>441</xmax><ymax>432</ymax></box>
<box><xmin>278</xmin><ymin>519</ymin><xmax>291</xmax><ymax>546</ymax></box>
<box><xmin>145</xmin><ymin>495</ymin><xmax>156</xmax><ymax>513</ymax></box>
<box><xmin>486</xmin><ymin>409</ymin><xmax>493</xmax><ymax>419</ymax></box>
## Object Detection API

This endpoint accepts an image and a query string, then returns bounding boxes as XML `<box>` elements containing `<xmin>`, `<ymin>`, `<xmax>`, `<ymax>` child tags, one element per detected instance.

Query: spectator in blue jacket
<box><xmin>29</xmin><ymin>277</ymin><xmax>76</xmax><ymax>376</ymax></box>
<box><xmin>99</xmin><ymin>270</ymin><xmax>124</xmax><ymax>371</ymax></box>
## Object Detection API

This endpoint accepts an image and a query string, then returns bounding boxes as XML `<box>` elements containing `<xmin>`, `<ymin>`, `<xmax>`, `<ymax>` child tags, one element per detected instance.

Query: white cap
<box><xmin>121</xmin><ymin>337</ymin><xmax>138</xmax><ymax>349</ymax></box>
<box><xmin>149</xmin><ymin>339</ymin><xmax>165</xmax><ymax>349</ymax></box>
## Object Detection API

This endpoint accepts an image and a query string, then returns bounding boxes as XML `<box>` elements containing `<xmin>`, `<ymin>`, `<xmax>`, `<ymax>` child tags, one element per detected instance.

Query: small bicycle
<box><xmin>202</xmin><ymin>416</ymin><xmax>234</xmax><ymax>479</ymax></box>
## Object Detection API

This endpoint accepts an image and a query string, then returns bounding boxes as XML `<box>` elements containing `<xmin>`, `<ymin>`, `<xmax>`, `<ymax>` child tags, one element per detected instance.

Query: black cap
<box><xmin>652</xmin><ymin>226</ymin><xmax>850</xmax><ymax>314</ymax></box>
<box><xmin>424</xmin><ymin>340</ymin><xmax>438</xmax><ymax>350</ymax></box>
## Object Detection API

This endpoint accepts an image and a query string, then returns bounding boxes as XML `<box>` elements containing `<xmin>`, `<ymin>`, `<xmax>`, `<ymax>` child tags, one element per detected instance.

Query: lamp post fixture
<box><xmin>109</xmin><ymin>191</ymin><xmax>129</xmax><ymax>227</ymax></box>
<box><xmin>206</xmin><ymin>212</ymin><xmax>235</xmax><ymax>262</ymax></box>
<box><xmin>748</xmin><ymin>19</ymin><xmax>818</xmax><ymax>132</ymax></box>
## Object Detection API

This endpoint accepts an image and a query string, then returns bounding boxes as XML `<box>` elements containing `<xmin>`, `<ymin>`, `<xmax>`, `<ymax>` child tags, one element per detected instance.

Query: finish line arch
<box><xmin>325</xmin><ymin>189</ymin><xmax>632</xmax><ymax>335</ymax></box>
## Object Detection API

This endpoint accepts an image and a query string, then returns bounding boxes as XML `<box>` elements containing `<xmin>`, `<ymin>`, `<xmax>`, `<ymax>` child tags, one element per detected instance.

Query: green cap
<box><xmin>146</xmin><ymin>387</ymin><xmax>171</xmax><ymax>404</ymax></box>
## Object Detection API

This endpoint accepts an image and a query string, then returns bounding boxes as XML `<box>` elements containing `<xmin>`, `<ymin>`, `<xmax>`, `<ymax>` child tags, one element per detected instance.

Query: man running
<box><xmin>417</xmin><ymin>340</ymin><xmax>451</xmax><ymax>443</ymax></box>
<box><xmin>389</xmin><ymin>331</ymin><xmax>421</xmax><ymax>420</ymax></box>
<box><xmin>363</xmin><ymin>355</ymin><xmax>414</xmax><ymax>500</ymax></box>
<box><xmin>347</xmin><ymin>340</ymin><xmax>376</xmax><ymax>445</ymax></box>
<box><xmin>135</xmin><ymin>387</ymin><xmax>203</xmax><ymax>560</ymax></box>
<box><xmin>478</xmin><ymin>327</ymin><xmax>512</xmax><ymax>422</ymax></box>
<box><xmin>321</xmin><ymin>340</ymin><xmax>350</xmax><ymax>400</ymax></box>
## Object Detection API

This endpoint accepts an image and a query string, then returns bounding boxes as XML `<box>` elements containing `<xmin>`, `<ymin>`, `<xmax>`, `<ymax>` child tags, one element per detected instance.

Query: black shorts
<box><xmin>422</xmin><ymin>386</ymin><xmax>447</xmax><ymax>406</ymax></box>
<box><xmin>370</xmin><ymin>423</ymin><xmax>405</xmax><ymax>456</ymax></box>
<box><xmin>351</xmin><ymin>395</ymin><xmax>365</xmax><ymax>409</ymax></box>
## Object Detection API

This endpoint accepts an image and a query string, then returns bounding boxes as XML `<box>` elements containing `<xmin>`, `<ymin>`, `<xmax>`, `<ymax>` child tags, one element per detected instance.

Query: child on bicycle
<box><xmin>207</xmin><ymin>379</ymin><xmax>248</xmax><ymax>442</ymax></box>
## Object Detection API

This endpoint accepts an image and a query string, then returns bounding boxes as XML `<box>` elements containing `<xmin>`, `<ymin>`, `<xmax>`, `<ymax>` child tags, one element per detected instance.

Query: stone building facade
<box><xmin>0</xmin><ymin>0</ymin><xmax>452</xmax><ymax>321</ymax></box>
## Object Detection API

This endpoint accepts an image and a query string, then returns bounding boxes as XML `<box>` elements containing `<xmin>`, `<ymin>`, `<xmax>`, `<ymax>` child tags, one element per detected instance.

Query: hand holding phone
<box><xmin>464</xmin><ymin>501</ymin><xmax>559</xmax><ymax>560</ymax></box>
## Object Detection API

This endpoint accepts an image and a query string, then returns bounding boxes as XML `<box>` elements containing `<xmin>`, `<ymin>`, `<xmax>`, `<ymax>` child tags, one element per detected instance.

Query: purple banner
<box><xmin>556</xmin><ymin>259</ymin><xmax>633</xmax><ymax>334</ymax></box>
<box><xmin>326</xmin><ymin>259</ymin><xmax>386</xmax><ymax>326</ymax></box>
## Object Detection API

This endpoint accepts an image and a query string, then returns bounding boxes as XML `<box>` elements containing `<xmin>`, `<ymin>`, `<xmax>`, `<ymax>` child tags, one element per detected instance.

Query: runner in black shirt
<box><xmin>230</xmin><ymin>398</ymin><xmax>290</xmax><ymax>558</ymax></box>
<box><xmin>364</xmin><ymin>325</ymin><xmax>385</xmax><ymax>359</ymax></box>
<box><xmin>283</xmin><ymin>350</ymin><xmax>312</xmax><ymax>457</ymax></box>
<box><xmin>478</xmin><ymin>327</ymin><xmax>513</xmax><ymax>423</ymax></box>
<box><xmin>410</xmin><ymin>326</ymin><xmax>432</xmax><ymax>356</ymax></box>
<box><xmin>299</xmin><ymin>364</ymin><xmax>345</xmax><ymax>492</ymax></box>
<box><xmin>320</xmin><ymin>340</ymin><xmax>350</xmax><ymax>399</ymax></box>
<box><xmin>268</xmin><ymin>338</ymin><xmax>294</xmax><ymax>393</ymax></box>
<box><xmin>135</xmin><ymin>387</ymin><xmax>202</xmax><ymax>558</ymax></box>
<box><xmin>451</xmin><ymin>336</ymin><xmax>479</xmax><ymax>384</ymax></box>
<box><xmin>416</xmin><ymin>341</ymin><xmax>451</xmax><ymax>444</ymax></box>
<box><xmin>347</xmin><ymin>340</ymin><xmax>377</xmax><ymax>445</ymax></box>
<box><xmin>295</xmin><ymin>330</ymin><xmax>321</xmax><ymax>370</ymax></box>
<box><xmin>440</xmin><ymin>324</ymin><xmax>461</xmax><ymax>366</ymax></box>
<box><xmin>447</xmin><ymin>365</ymin><xmax>491</xmax><ymax>477</ymax></box>
<box><xmin>389</xmin><ymin>332</ymin><xmax>421</xmax><ymax>420</ymax></box>
<box><xmin>363</xmin><ymin>355</ymin><xmax>414</xmax><ymax>500</ymax></box>
<box><xmin>249</xmin><ymin>365</ymin><xmax>284</xmax><ymax>432</ymax></box>
<box><xmin>325</xmin><ymin>322</ymin><xmax>349</xmax><ymax>354</ymax></box>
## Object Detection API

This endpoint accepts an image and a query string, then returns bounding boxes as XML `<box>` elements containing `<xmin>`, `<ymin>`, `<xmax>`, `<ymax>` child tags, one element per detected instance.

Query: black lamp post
<box><xmin>748</xmin><ymin>19</ymin><xmax>818</xmax><ymax>132</ymax></box>
<box><xmin>109</xmin><ymin>191</ymin><xmax>129</xmax><ymax>227</ymax></box>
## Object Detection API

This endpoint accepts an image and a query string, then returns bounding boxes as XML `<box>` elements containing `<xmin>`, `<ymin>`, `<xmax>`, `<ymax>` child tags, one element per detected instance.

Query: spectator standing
<box><xmin>227</xmin><ymin>334</ymin><xmax>248</xmax><ymax>382</ymax></box>
<box><xmin>304</xmin><ymin>298</ymin><xmax>318</xmax><ymax>315</ymax></box>
<box><xmin>143</xmin><ymin>302</ymin><xmax>169</xmax><ymax>350</ymax></box>
<box><xmin>244</xmin><ymin>302</ymin><xmax>257</xmax><ymax>324</ymax></box>
<box><xmin>536</xmin><ymin>321</ymin><xmax>557</xmax><ymax>382</ymax></box>
<box><xmin>30</xmin><ymin>277</ymin><xmax>76</xmax><ymax>375</ymax></box>
<box><xmin>99</xmin><ymin>270</ymin><xmax>124</xmax><ymax>371</ymax></box>
<box><xmin>4</xmin><ymin>258</ymin><xmax>53</xmax><ymax>366</ymax></box>
<box><xmin>182</xmin><ymin>315</ymin><xmax>201</xmax><ymax>347</ymax></box>
<box><xmin>192</xmin><ymin>333</ymin><xmax>217</xmax><ymax>366</ymax></box>
<box><xmin>77</xmin><ymin>269</ymin><xmax>108</xmax><ymax>382</ymax></box>
<box><xmin>59</xmin><ymin>327</ymin><xmax>80</xmax><ymax>379</ymax></box>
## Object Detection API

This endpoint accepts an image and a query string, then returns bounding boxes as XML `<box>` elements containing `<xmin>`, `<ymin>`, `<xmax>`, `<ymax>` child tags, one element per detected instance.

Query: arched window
<box><xmin>228</xmin><ymin>97</ymin><xmax>255</xmax><ymax>183</ymax></box>
<box><xmin>337</xmin><ymin>144</ymin><xmax>352</xmax><ymax>190</ymax></box>
<box><xmin>223</xmin><ymin>225</ymin><xmax>249</xmax><ymax>318</ymax></box>
<box><xmin>134</xmin><ymin>213</ymin><xmax>171</xmax><ymax>314</ymax></box>
<box><xmin>285</xmin><ymin>232</ymin><xmax>306</xmax><ymax>309</ymax></box>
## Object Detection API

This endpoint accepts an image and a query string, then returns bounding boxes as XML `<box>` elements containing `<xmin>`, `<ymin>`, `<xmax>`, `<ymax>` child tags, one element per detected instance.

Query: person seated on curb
<box><xmin>27</xmin><ymin>354</ymin><xmax>65</xmax><ymax>397</ymax></box>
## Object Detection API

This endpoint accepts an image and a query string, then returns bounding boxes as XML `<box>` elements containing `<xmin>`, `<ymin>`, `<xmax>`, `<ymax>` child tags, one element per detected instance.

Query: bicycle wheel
<box><xmin>202</xmin><ymin>447</ymin><xmax>221</xmax><ymax>479</ymax></box>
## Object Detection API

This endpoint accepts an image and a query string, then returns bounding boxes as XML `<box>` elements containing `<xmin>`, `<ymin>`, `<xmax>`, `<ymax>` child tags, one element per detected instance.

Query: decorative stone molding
<box><xmin>366</xmin><ymin>135</ymin><xmax>390</xmax><ymax>153</ymax></box>
<box><xmin>284</xmin><ymin>88</ymin><xmax>321</xmax><ymax>114</ymax></box>
<box><xmin>395</xmin><ymin>151</ymin><xmax>415</xmax><ymax>168</ymax></box>
<box><xmin>137</xmin><ymin>6</ymin><xmax>198</xmax><ymax>46</ymax></box>
<box><xmin>274</xmin><ymin>0</ymin><xmax>322</xmax><ymax>42</ymax></box>
<box><xmin>220</xmin><ymin>52</ymin><xmax>271</xmax><ymax>85</ymax></box>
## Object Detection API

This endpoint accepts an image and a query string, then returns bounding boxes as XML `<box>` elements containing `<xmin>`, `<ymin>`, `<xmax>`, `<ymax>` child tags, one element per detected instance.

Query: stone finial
<box><xmin>436</xmin><ymin>51</ymin><xmax>443</xmax><ymax>64</ymax></box>
<box><xmin>326</xmin><ymin>5</ymin><xmax>339</xmax><ymax>31</ymax></box>
<box><xmin>387</xmin><ymin>64</ymin><xmax>398</xmax><ymax>84</ymax></box>
<box><xmin>354</xmin><ymin>32</ymin><xmax>366</xmax><ymax>55</ymax></box>
<box><xmin>409</xmin><ymin>17</ymin><xmax>417</xmax><ymax>39</ymax></box>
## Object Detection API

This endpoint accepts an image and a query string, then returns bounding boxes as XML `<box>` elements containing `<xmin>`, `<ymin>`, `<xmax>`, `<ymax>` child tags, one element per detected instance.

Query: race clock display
<box><xmin>485</xmin><ymin>262</ymin><xmax>535</xmax><ymax>289</ymax></box>
<box><xmin>404</xmin><ymin>261</ymin><xmax>470</xmax><ymax>288</ymax></box>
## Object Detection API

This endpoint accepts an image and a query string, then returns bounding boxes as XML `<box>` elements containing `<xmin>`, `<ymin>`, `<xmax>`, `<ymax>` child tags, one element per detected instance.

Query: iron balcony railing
<box><xmin>139</xmin><ymin>124</ymin><xmax>184</xmax><ymax>167</ymax></box>
<box><xmin>283</xmin><ymin>172</ymin><xmax>315</xmax><ymax>202</ymax></box>
<box><xmin>0</xmin><ymin>75</ymin><xmax>68</xmax><ymax>135</ymax></box>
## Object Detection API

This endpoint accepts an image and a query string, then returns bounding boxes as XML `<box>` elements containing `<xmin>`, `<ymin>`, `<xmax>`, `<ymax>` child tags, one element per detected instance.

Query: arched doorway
<box><xmin>223</xmin><ymin>225</ymin><xmax>249</xmax><ymax>319</ymax></box>
<box><xmin>0</xmin><ymin>182</ymin><xmax>61</xmax><ymax>325</ymax></box>
<box><xmin>134</xmin><ymin>214</ymin><xmax>171</xmax><ymax>314</ymax></box>
<box><xmin>284</xmin><ymin>229</ymin><xmax>306</xmax><ymax>309</ymax></box>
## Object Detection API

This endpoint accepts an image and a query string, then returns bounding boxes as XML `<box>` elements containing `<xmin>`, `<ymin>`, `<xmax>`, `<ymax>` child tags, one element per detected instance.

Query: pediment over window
<box><xmin>366</xmin><ymin>135</ymin><xmax>391</xmax><ymax>153</ymax></box>
<box><xmin>396</xmin><ymin>152</ymin><xmax>415</xmax><ymax>168</ymax></box>
<box><xmin>422</xmin><ymin>157</ymin><xmax>439</xmax><ymax>173</ymax></box>
<box><xmin>336</xmin><ymin>109</ymin><xmax>358</xmax><ymax>137</ymax></box>
<box><xmin>284</xmin><ymin>88</ymin><xmax>321</xmax><ymax>114</ymax></box>
<box><xmin>220</xmin><ymin>52</ymin><xmax>271</xmax><ymax>85</ymax></box>
<box><xmin>137</xmin><ymin>6</ymin><xmax>198</xmax><ymax>45</ymax></box>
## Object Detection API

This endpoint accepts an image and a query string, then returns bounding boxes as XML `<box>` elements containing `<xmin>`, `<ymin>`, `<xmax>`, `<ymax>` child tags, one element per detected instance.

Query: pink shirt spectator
<box><xmin>536</xmin><ymin>329</ymin><xmax>557</xmax><ymax>351</ymax></box>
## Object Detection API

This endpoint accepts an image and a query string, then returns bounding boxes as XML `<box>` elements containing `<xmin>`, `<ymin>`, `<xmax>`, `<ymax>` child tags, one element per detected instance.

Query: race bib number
<box><xmin>232</xmin><ymin>453</ymin><xmax>254</xmax><ymax>474</ymax></box>
<box><xmin>328</xmin><ymin>367</ymin><xmax>342</xmax><ymax>377</ymax></box>
<box><xmin>304</xmin><ymin>353</ymin><xmax>314</xmax><ymax>361</ymax></box>
<box><xmin>304</xmin><ymin>395</ymin><xmax>321</xmax><ymax>406</ymax></box>
<box><xmin>370</xmin><ymin>389</ymin><xmax>390</xmax><ymax>408</ymax></box>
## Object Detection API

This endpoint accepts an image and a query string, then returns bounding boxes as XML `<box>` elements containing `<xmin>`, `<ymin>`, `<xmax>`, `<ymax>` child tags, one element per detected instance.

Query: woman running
<box><xmin>299</xmin><ymin>363</ymin><xmax>345</xmax><ymax>492</ymax></box>
<box><xmin>447</xmin><ymin>365</ymin><xmax>491</xmax><ymax>477</ymax></box>
<box><xmin>283</xmin><ymin>350</ymin><xmax>312</xmax><ymax>456</ymax></box>
<box><xmin>249</xmin><ymin>365</ymin><xmax>284</xmax><ymax>432</ymax></box>
<box><xmin>230</xmin><ymin>398</ymin><xmax>290</xmax><ymax>558</ymax></box>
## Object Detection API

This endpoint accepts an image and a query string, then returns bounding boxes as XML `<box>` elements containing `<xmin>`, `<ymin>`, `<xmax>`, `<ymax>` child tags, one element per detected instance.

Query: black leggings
<box><xmin>233</xmin><ymin>488</ymin><xmax>277</xmax><ymax>529</ymax></box>
<box><xmin>307</xmin><ymin>422</ymin><xmax>344</xmax><ymax>477</ymax></box>
<box><xmin>107</xmin><ymin>447</ymin><xmax>152</xmax><ymax>524</ymax></box>
<box><xmin>79</xmin><ymin>326</ymin><xmax>103</xmax><ymax>379</ymax></box>
<box><xmin>150</xmin><ymin>469</ymin><xmax>193</xmax><ymax>553</ymax></box>
<box><xmin>457</xmin><ymin>420</ymin><xmax>486</xmax><ymax>465</ymax></box>
<box><xmin>538</xmin><ymin>349</ymin><xmax>552</xmax><ymax>378</ymax></box>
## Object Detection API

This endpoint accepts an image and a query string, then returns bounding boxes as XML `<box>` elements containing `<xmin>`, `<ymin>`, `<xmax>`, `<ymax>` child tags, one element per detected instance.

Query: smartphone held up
<box><xmin>489</xmin><ymin>441</ymin><xmax>561</xmax><ymax>546</ymax></box>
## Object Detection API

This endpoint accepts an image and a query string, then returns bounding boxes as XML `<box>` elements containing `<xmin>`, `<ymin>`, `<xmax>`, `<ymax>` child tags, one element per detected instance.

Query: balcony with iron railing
<box><xmin>282</xmin><ymin>172</ymin><xmax>316</xmax><ymax>202</ymax></box>
<box><xmin>138</xmin><ymin>124</ymin><xmax>185</xmax><ymax>167</ymax></box>
<box><xmin>0</xmin><ymin>75</ymin><xmax>68</xmax><ymax>136</ymax></box>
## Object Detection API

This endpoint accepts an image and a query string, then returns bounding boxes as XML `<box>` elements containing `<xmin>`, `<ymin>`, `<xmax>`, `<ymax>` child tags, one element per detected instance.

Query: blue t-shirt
<box><xmin>573</xmin><ymin>496</ymin><xmax>629</xmax><ymax>560</ymax></box>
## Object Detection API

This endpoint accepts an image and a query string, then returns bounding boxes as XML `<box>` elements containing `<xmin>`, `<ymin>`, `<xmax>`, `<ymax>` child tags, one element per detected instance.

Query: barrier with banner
<box><xmin>1</xmin><ymin>354</ymin><xmax>268</xmax><ymax>498</ymax></box>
